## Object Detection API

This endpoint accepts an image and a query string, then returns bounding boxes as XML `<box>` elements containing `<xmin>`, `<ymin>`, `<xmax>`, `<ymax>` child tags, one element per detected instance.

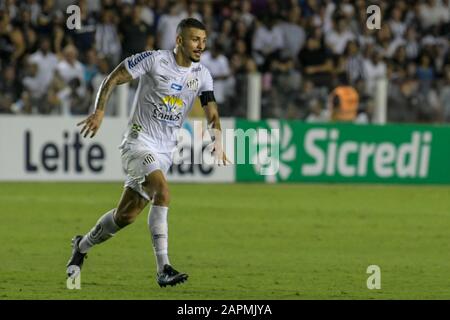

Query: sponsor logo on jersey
<box><xmin>191</xmin><ymin>66</ymin><xmax>201</xmax><ymax>72</ymax></box>
<box><xmin>152</xmin><ymin>108</ymin><xmax>183</xmax><ymax>122</ymax></box>
<box><xmin>152</xmin><ymin>96</ymin><xmax>184</xmax><ymax>123</ymax></box>
<box><xmin>162</xmin><ymin>95</ymin><xmax>184</xmax><ymax>112</ymax></box>
<box><xmin>127</xmin><ymin>51</ymin><xmax>153</xmax><ymax>69</ymax></box>
<box><xmin>186</xmin><ymin>78</ymin><xmax>199</xmax><ymax>91</ymax></box>
<box><xmin>171</xmin><ymin>83</ymin><xmax>182</xmax><ymax>91</ymax></box>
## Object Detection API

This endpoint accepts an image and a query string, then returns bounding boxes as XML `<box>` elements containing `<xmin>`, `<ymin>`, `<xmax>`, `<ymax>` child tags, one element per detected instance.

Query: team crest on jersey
<box><xmin>186</xmin><ymin>78</ymin><xmax>199</xmax><ymax>91</ymax></box>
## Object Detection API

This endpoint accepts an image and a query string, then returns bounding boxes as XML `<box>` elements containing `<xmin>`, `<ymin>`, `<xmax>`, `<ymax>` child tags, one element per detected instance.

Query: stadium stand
<box><xmin>0</xmin><ymin>0</ymin><xmax>449</xmax><ymax>123</ymax></box>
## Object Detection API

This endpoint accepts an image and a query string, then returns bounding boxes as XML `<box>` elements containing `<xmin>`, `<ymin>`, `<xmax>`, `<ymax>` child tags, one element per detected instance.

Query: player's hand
<box><xmin>77</xmin><ymin>110</ymin><xmax>105</xmax><ymax>138</ymax></box>
<box><xmin>219</xmin><ymin>152</ymin><xmax>231</xmax><ymax>166</ymax></box>
<box><xmin>213</xmin><ymin>143</ymin><xmax>231</xmax><ymax>166</ymax></box>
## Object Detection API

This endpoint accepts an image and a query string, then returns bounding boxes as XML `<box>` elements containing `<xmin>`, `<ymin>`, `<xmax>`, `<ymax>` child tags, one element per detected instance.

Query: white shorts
<box><xmin>120</xmin><ymin>140</ymin><xmax>172</xmax><ymax>200</ymax></box>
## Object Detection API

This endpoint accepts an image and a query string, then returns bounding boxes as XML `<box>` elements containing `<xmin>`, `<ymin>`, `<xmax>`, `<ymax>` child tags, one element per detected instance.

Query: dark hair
<box><xmin>176</xmin><ymin>18</ymin><xmax>206</xmax><ymax>35</ymax></box>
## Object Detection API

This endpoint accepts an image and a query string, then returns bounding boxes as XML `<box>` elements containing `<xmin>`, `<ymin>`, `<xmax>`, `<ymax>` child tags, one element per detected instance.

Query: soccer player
<box><xmin>66</xmin><ymin>18</ymin><xmax>229</xmax><ymax>287</ymax></box>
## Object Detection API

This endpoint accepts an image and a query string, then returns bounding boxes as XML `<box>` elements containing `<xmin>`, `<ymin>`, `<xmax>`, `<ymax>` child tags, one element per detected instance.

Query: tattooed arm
<box><xmin>77</xmin><ymin>62</ymin><xmax>132</xmax><ymax>138</ymax></box>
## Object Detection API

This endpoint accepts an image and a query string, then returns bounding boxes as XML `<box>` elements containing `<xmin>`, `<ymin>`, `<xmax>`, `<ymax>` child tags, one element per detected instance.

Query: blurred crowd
<box><xmin>0</xmin><ymin>0</ymin><xmax>449</xmax><ymax>123</ymax></box>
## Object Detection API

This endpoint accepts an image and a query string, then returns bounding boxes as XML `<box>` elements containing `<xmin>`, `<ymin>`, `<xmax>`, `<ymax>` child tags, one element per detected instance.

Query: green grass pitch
<box><xmin>0</xmin><ymin>182</ymin><xmax>449</xmax><ymax>299</ymax></box>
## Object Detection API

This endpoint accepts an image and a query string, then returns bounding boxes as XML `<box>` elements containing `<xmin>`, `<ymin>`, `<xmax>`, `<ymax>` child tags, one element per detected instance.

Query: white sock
<box><xmin>148</xmin><ymin>205</ymin><xmax>170</xmax><ymax>273</ymax></box>
<box><xmin>78</xmin><ymin>209</ymin><xmax>121</xmax><ymax>254</ymax></box>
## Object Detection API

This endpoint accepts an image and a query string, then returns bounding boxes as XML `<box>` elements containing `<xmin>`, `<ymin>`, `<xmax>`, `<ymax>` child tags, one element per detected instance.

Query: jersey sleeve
<box><xmin>198</xmin><ymin>66</ymin><xmax>214</xmax><ymax>95</ymax></box>
<box><xmin>124</xmin><ymin>51</ymin><xmax>156</xmax><ymax>79</ymax></box>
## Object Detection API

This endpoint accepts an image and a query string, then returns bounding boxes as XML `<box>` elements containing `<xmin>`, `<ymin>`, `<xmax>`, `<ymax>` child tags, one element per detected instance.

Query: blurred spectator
<box><xmin>279</xmin><ymin>6</ymin><xmax>306</xmax><ymax>62</ymax></box>
<box><xmin>16</xmin><ymin>8</ymin><xmax>38</xmax><ymax>56</ymax></box>
<box><xmin>56</xmin><ymin>44</ymin><xmax>85</xmax><ymax>88</ymax></box>
<box><xmin>441</xmin><ymin>65</ymin><xmax>450</xmax><ymax>121</ymax></box>
<box><xmin>35</xmin><ymin>0</ymin><xmax>56</xmax><ymax>36</ymax></box>
<box><xmin>298</xmin><ymin>34</ymin><xmax>334</xmax><ymax>89</ymax></box>
<box><xmin>121</xmin><ymin>4</ymin><xmax>153</xmax><ymax>58</ymax></box>
<box><xmin>376</xmin><ymin>23</ymin><xmax>399</xmax><ymax>58</ymax></box>
<box><xmin>56</xmin><ymin>78</ymin><xmax>90</xmax><ymax>115</ymax></box>
<box><xmin>50</xmin><ymin>44</ymin><xmax>86</xmax><ymax>114</ymax></box>
<box><xmin>228</xmin><ymin>52</ymin><xmax>257</xmax><ymax>117</ymax></box>
<box><xmin>0</xmin><ymin>65</ymin><xmax>22</xmax><ymax>114</ymax></box>
<box><xmin>404</xmin><ymin>27</ymin><xmax>420</xmax><ymax>60</ymax></box>
<box><xmin>156</xmin><ymin>2</ymin><xmax>187</xmax><ymax>50</ymax></box>
<box><xmin>69</xmin><ymin>1</ymin><xmax>97</xmax><ymax>52</ymax></box>
<box><xmin>201</xmin><ymin>1</ymin><xmax>215</xmax><ymax>40</ymax></box>
<box><xmin>443</xmin><ymin>0</ymin><xmax>450</xmax><ymax>25</ymax></box>
<box><xmin>216</xmin><ymin>18</ymin><xmax>233</xmax><ymax>56</ymax></box>
<box><xmin>391</xmin><ymin>45</ymin><xmax>409</xmax><ymax>80</ymax></box>
<box><xmin>388</xmin><ymin>79</ymin><xmax>421</xmax><ymax>122</ymax></box>
<box><xmin>233</xmin><ymin>19</ymin><xmax>251</xmax><ymax>45</ymax></box>
<box><xmin>252</xmin><ymin>15</ymin><xmax>284</xmax><ymax>72</ymax></box>
<box><xmin>325</xmin><ymin>17</ymin><xmax>356</xmax><ymax>55</ymax></box>
<box><xmin>2</xmin><ymin>0</ymin><xmax>18</xmax><ymax>20</ymax></box>
<box><xmin>86</xmin><ymin>0</ymin><xmax>101</xmax><ymax>14</ymax></box>
<box><xmin>239</xmin><ymin>0</ymin><xmax>254</xmax><ymax>27</ymax></box>
<box><xmin>184</xmin><ymin>0</ymin><xmax>202</xmax><ymax>22</ymax></box>
<box><xmin>434</xmin><ymin>39</ymin><xmax>449</xmax><ymax>76</ymax></box>
<box><xmin>419</xmin><ymin>0</ymin><xmax>447</xmax><ymax>30</ymax></box>
<box><xmin>200</xmin><ymin>43</ymin><xmax>232</xmax><ymax>115</ymax></box>
<box><xmin>27</xmin><ymin>37</ymin><xmax>58</xmax><ymax>100</ymax></box>
<box><xmin>418</xmin><ymin>82</ymin><xmax>442</xmax><ymax>121</ymax></box>
<box><xmin>289</xmin><ymin>79</ymin><xmax>326</xmax><ymax>120</ymax></box>
<box><xmin>344</xmin><ymin>41</ymin><xmax>365</xmax><ymax>85</ymax></box>
<box><xmin>363</xmin><ymin>52</ymin><xmax>387</xmax><ymax>96</ymax></box>
<box><xmin>267</xmin><ymin>56</ymin><xmax>301</xmax><ymax>119</ymax></box>
<box><xmin>137</xmin><ymin>0</ymin><xmax>155</xmax><ymax>28</ymax></box>
<box><xmin>338</xmin><ymin>0</ymin><xmax>356</xmax><ymax>20</ymax></box>
<box><xmin>416</xmin><ymin>54</ymin><xmax>435</xmax><ymax>94</ymax></box>
<box><xmin>0</xmin><ymin>9</ymin><xmax>25</xmax><ymax>64</ymax></box>
<box><xmin>305</xmin><ymin>98</ymin><xmax>329</xmax><ymax>123</ymax></box>
<box><xmin>96</xmin><ymin>9</ymin><xmax>122</xmax><ymax>66</ymax></box>
<box><xmin>354</xmin><ymin>78</ymin><xmax>373</xmax><ymax>123</ymax></box>
<box><xmin>358</xmin><ymin>24</ymin><xmax>376</xmax><ymax>50</ymax></box>
<box><xmin>83</xmin><ymin>48</ymin><xmax>99</xmax><ymax>86</ymax></box>
<box><xmin>22</xmin><ymin>0</ymin><xmax>41</xmax><ymax>25</ymax></box>
<box><xmin>22</xmin><ymin>61</ymin><xmax>41</xmax><ymax>102</ymax></box>
<box><xmin>389</xmin><ymin>6</ymin><xmax>407</xmax><ymax>39</ymax></box>
<box><xmin>300</xmin><ymin>0</ymin><xmax>320</xmax><ymax>19</ymax></box>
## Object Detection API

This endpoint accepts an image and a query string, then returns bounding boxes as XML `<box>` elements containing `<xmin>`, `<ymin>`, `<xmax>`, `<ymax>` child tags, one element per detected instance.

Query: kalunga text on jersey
<box><xmin>127</xmin><ymin>51</ymin><xmax>154</xmax><ymax>69</ymax></box>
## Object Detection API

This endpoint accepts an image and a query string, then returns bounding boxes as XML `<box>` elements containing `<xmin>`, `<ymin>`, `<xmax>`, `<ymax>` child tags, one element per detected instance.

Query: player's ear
<box><xmin>176</xmin><ymin>34</ymin><xmax>183</xmax><ymax>47</ymax></box>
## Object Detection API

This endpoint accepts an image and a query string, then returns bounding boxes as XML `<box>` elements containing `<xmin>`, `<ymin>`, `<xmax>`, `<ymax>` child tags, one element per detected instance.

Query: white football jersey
<box><xmin>121</xmin><ymin>50</ymin><xmax>214</xmax><ymax>152</ymax></box>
